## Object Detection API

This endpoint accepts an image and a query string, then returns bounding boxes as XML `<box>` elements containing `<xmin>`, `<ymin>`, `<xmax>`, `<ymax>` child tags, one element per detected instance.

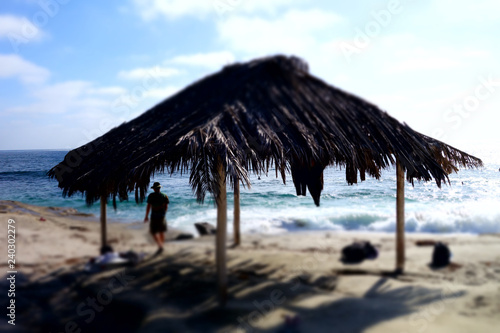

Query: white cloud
<box><xmin>5</xmin><ymin>81</ymin><xmax>129</xmax><ymax>115</ymax></box>
<box><xmin>168</xmin><ymin>51</ymin><xmax>235</xmax><ymax>69</ymax></box>
<box><xmin>430</xmin><ymin>0</ymin><xmax>500</xmax><ymax>23</ymax></box>
<box><xmin>86</xmin><ymin>86</ymin><xmax>127</xmax><ymax>95</ymax></box>
<box><xmin>118</xmin><ymin>66</ymin><xmax>181</xmax><ymax>80</ymax></box>
<box><xmin>236</xmin><ymin>0</ymin><xmax>306</xmax><ymax>15</ymax></box>
<box><xmin>383</xmin><ymin>46</ymin><xmax>495</xmax><ymax>74</ymax></box>
<box><xmin>0</xmin><ymin>54</ymin><xmax>50</xmax><ymax>84</ymax></box>
<box><xmin>131</xmin><ymin>0</ymin><xmax>305</xmax><ymax>20</ymax></box>
<box><xmin>7</xmin><ymin>81</ymin><xmax>92</xmax><ymax>114</ymax></box>
<box><xmin>217</xmin><ymin>9</ymin><xmax>344</xmax><ymax>56</ymax></box>
<box><xmin>389</xmin><ymin>56</ymin><xmax>461</xmax><ymax>73</ymax></box>
<box><xmin>0</xmin><ymin>14</ymin><xmax>46</xmax><ymax>47</ymax></box>
<box><xmin>0</xmin><ymin>15</ymin><xmax>44</xmax><ymax>38</ymax></box>
<box><xmin>143</xmin><ymin>86</ymin><xmax>180</xmax><ymax>99</ymax></box>
<box><xmin>132</xmin><ymin>0</ymin><xmax>214</xmax><ymax>20</ymax></box>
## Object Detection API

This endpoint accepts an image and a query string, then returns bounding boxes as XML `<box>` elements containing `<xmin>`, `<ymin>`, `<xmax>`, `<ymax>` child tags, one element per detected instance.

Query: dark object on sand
<box><xmin>415</xmin><ymin>240</ymin><xmax>437</xmax><ymax>246</ymax></box>
<box><xmin>431</xmin><ymin>242</ymin><xmax>451</xmax><ymax>267</ymax></box>
<box><xmin>100</xmin><ymin>244</ymin><xmax>114</xmax><ymax>255</ymax></box>
<box><xmin>276</xmin><ymin>314</ymin><xmax>301</xmax><ymax>333</ymax></box>
<box><xmin>341</xmin><ymin>241</ymin><xmax>378</xmax><ymax>263</ymax></box>
<box><xmin>195</xmin><ymin>222</ymin><xmax>217</xmax><ymax>236</ymax></box>
<box><xmin>175</xmin><ymin>233</ymin><xmax>194</xmax><ymax>240</ymax></box>
<box><xmin>85</xmin><ymin>250</ymin><xmax>143</xmax><ymax>271</ymax></box>
<box><xmin>120</xmin><ymin>250</ymin><xmax>141</xmax><ymax>265</ymax></box>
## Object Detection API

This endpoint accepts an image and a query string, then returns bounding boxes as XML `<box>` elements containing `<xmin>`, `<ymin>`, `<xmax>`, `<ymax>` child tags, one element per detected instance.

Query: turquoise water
<box><xmin>0</xmin><ymin>148</ymin><xmax>499</xmax><ymax>235</ymax></box>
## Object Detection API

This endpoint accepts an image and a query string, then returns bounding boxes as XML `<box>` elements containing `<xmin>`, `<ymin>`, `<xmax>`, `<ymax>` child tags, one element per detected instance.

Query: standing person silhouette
<box><xmin>144</xmin><ymin>182</ymin><xmax>169</xmax><ymax>255</ymax></box>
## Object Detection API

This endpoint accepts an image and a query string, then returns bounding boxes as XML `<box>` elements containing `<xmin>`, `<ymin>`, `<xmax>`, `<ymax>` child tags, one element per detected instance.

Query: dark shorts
<box><xmin>150</xmin><ymin>217</ymin><xmax>167</xmax><ymax>234</ymax></box>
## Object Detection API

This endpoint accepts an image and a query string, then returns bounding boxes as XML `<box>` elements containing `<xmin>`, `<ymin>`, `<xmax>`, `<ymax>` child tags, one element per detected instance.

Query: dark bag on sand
<box><xmin>194</xmin><ymin>222</ymin><xmax>216</xmax><ymax>236</ymax></box>
<box><xmin>432</xmin><ymin>242</ymin><xmax>451</xmax><ymax>267</ymax></box>
<box><xmin>341</xmin><ymin>241</ymin><xmax>378</xmax><ymax>263</ymax></box>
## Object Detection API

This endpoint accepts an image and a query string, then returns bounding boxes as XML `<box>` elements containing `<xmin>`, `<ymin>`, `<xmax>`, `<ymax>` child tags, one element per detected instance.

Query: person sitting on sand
<box><xmin>144</xmin><ymin>182</ymin><xmax>170</xmax><ymax>255</ymax></box>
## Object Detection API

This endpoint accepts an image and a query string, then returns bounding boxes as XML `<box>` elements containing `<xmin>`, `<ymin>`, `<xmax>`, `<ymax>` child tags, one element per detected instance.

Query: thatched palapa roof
<box><xmin>48</xmin><ymin>55</ymin><xmax>482</xmax><ymax>206</ymax></box>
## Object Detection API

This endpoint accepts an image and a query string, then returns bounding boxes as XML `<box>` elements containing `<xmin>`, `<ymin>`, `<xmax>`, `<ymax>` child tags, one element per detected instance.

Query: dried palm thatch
<box><xmin>47</xmin><ymin>55</ymin><xmax>482</xmax><ymax>206</ymax></box>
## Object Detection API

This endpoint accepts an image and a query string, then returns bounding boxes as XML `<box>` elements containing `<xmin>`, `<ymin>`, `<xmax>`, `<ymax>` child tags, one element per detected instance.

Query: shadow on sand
<box><xmin>9</xmin><ymin>247</ymin><xmax>465</xmax><ymax>333</ymax></box>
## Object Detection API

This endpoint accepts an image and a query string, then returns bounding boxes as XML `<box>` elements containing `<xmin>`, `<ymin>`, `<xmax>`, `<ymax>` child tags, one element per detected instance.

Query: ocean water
<box><xmin>0</xmin><ymin>148</ymin><xmax>499</xmax><ymax>235</ymax></box>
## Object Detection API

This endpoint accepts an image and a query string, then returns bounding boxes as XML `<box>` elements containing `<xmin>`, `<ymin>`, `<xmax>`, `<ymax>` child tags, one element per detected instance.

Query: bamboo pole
<box><xmin>396</xmin><ymin>160</ymin><xmax>405</xmax><ymax>273</ymax></box>
<box><xmin>100</xmin><ymin>195</ymin><xmax>107</xmax><ymax>249</ymax></box>
<box><xmin>216</xmin><ymin>160</ymin><xmax>228</xmax><ymax>305</ymax></box>
<box><xmin>233</xmin><ymin>178</ymin><xmax>241</xmax><ymax>246</ymax></box>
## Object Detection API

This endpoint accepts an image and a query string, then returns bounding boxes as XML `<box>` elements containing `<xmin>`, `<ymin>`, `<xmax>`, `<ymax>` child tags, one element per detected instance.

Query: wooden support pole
<box><xmin>233</xmin><ymin>178</ymin><xmax>241</xmax><ymax>246</ymax></box>
<box><xmin>396</xmin><ymin>160</ymin><xmax>405</xmax><ymax>273</ymax></box>
<box><xmin>100</xmin><ymin>195</ymin><xmax>107</xmax><ymax>250</ymax></box>
<box><xmin>216</xmin><ymin>161</ymin><xmax>228</xmax><ymax>305</ymax></box>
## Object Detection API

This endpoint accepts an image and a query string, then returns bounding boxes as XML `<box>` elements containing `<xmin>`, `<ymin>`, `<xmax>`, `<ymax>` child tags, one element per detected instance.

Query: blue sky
<box><xmin>1</xmin><ymin>0</ymin><xmax>499</xmax><ymax>151</ymax></box>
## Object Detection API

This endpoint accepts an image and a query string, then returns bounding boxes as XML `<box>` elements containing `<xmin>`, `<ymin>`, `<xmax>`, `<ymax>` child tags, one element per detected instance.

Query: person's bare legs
<box><xmin>152</xmin><ymin>233</ymin><xmax>164</xmax><ymax>253</ymax></box>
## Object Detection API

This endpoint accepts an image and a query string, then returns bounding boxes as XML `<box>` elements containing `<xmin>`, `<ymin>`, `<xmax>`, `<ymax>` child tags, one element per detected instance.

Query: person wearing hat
<box><xmin>144</xmin><ymin>182</ymin><xmax>170</xmax><ymax>254</ymax></box>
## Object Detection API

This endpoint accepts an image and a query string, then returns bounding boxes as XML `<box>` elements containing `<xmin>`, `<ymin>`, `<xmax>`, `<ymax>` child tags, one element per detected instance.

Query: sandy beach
<box><xmin>3</xmin><ymin>1</ymin><xmax>500</xmax><ymax>333</ymax></box>
<box><xmin>1</xmin><ymin>200</ymin><xmax>499</xmax><ymax>332</ymax></box>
